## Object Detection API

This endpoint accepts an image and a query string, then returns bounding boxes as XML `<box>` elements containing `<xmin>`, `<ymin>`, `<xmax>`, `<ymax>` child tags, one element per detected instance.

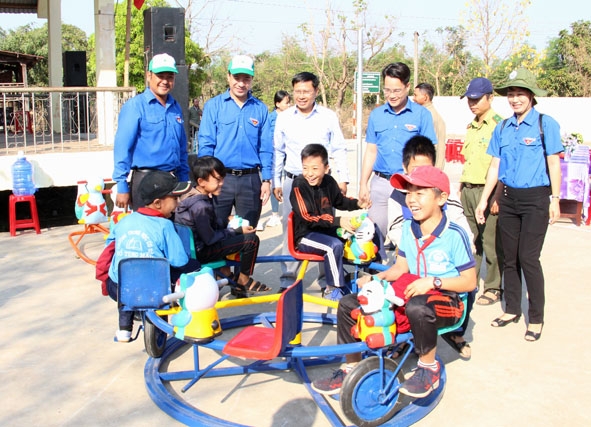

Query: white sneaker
<box><xmin>256</xmin><ymin>220</ymin><xmax>266</xmax><ymax>231</ymax></box>
<box><xmin>267</xmin><ymin>214</ymin><xmax>282</xmax><ymax>227</ymax></box>
<box><xmin>116</xmin><ymin>329</ymin><xmax>132</xmax><ymax>343</ymax></box>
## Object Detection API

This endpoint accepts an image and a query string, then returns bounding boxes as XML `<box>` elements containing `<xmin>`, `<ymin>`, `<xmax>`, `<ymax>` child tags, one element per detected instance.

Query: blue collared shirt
<box><xmin>198</xmin><ymin>90</ymin><xmax>273</xmax><ymax>180</ymax></box>
<box><xmin>273</xmin><ymin>104</ymin><xmax>350</xmax><ymax>186</ymax></box>
<box><xmin>487</xmin><ymin>108</ymin><xmax>563</xmax><ymax>188</ymax></box>
<box><xmin>365</xmin><ymin>98</ymin><xmax>437</xmax><ymax>175</ymax></box>
<box><xmin>398</xmin><ymin>213</ymin><xmax>475</xmax><ymax>278</ymax></box>
<box><xmin>113</xmin><ymin>90</ymin><xmax>189</xmax><ymax>194</ymax></box>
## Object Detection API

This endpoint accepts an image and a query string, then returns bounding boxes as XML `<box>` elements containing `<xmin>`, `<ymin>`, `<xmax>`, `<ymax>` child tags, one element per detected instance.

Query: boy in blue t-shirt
<box><xmin>312</xmin><ymin>165</ymin><xmax>476</xmax><ymax>399</ymax></box>
<box><xmin>105</xmin><ymin>170</ymin><xmax>198</xmax><ymax>343</ymax></box>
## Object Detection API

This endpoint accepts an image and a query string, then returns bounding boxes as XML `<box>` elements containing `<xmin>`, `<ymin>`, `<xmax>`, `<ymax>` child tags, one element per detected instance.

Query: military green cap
<box><xmin>495</xmin><ymin>68</ymin><xmax>547</xmax><ymax>97</ymax></box>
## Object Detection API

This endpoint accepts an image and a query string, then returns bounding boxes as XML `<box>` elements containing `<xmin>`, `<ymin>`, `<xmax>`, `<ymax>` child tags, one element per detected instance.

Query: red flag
<box><xmin>134</xmin><ymin>0</ymin><xmax>145</xmax><ymax>9</ymax></box>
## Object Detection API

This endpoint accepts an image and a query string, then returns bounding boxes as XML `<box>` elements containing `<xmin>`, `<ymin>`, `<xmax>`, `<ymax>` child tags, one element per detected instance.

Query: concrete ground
<box><xmin>1</xmin><ymin>155</ymin><xmax>590</xmax><ymax>426</ymax></box>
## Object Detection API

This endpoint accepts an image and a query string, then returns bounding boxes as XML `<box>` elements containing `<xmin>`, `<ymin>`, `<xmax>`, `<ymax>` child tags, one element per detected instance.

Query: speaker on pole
<box><xmin>143</xmin><ymin>7</ymin><xmax>189</xmax><ymax>139</ymax></box>
<box><xmin>63</xmin><ymin>51</ymin><xmax>88</xmax><ymax>133</ymax></box>
<box><xmin>63</xmin><ymin>51</ymin><xmax>88</xmax><ymax>87</ymax></box>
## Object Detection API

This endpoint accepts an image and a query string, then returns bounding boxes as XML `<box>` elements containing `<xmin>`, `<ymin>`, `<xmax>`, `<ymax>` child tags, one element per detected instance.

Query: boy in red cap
<box><xmin>312</xmin><ymin>165</ymin><xmax>476</xmax><ymax>399</ymax></box>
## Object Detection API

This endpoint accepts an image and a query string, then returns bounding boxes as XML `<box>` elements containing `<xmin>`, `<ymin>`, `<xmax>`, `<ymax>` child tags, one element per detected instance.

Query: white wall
<box><xmin>0</xmin><ymin>151</ymin><xmax>113</xmax><ymax>191</ymax></box>
<box><xmin>432</xmin><ymin>96</ymin><xmax>591</xmax><ymax>143</ymax></box>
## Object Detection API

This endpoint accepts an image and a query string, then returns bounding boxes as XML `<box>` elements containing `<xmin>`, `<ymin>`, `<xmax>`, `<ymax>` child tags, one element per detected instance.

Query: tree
<box><xmin>0</xmin><ymin>23</ymin><xmax>87</xmax><ymax>86</ymax></box>
<box><xmin>298</xmin><ymin>0</ymin><xmax>396</xmax><ymax>116</ymax></box>
<box><xmin>540</xmin><ymin>20</ymin><xmax>591</xmax><ymax>97</ymax></box>
<box><xmin>463</xmin><ymin>0</ymin><xmax>532</xmax><ymax>77</ymax></box>
<box><xmin>86</xmin><ymin>0</ymin><xmax>208</xmax><ymax>93</ymax></box>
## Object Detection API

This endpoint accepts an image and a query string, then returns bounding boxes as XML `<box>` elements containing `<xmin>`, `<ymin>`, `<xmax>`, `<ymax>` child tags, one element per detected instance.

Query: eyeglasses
<box><xmin>383</xmin><ymin>88</ymin><xmax>405</xmax><ymax>95</ymax></box>
<box><xmin>293</xmin><ymin>90</ymin><xmax>315</xmax><ymax>96</ymax></box>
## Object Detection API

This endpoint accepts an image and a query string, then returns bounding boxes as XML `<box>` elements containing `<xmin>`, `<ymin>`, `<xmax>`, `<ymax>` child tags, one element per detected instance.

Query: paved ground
<box><xmin>1</xmin><ymin>153</ymin><xmax>590</xmax><ymax>426</ymax></box>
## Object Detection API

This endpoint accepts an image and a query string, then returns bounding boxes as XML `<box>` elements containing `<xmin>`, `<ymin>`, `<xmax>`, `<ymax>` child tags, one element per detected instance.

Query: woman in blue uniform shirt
<box><xmin>475</xmin><ymin>68</ymin><xmax>562</xmax><ymax>342</ymax></box>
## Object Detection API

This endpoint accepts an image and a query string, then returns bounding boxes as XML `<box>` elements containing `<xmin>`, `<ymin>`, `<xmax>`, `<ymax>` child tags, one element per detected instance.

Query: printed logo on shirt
<box><xmin>321</xmin><ymin>197</ymin><xmax>331</xmax><ymax>210</ymax></box>
<box><xmin>176</xmin><ymin>115</ymin><xmax>183</xmax><ymax>124</ymax></box>
<box><xmin>404</xmin><ymin>124</ymin><xmax>417</xmax><ymax>131</ymax></box>
<box><xmin>523</xmin><ymin>137</ymin><xmax>536</xmax><ymax>145</ymax></box>
<box><xmin>250</xmin><ymin>118</ymin><xmax>259</xmax><ymax>126</ymax></box>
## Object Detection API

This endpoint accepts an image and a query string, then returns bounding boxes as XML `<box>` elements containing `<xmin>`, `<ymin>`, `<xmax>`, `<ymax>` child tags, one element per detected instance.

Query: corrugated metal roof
<box><xmin>0</xmin><ymin>0</ymin><xmax>38</xmax><ymax>14</ymax></box>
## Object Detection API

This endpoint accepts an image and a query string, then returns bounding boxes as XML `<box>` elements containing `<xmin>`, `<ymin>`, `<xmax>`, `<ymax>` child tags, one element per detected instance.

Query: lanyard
<box><xmin>414</xmin><ymin>234</ymin><xmax>436</xmax><ymax>277</ymax></box>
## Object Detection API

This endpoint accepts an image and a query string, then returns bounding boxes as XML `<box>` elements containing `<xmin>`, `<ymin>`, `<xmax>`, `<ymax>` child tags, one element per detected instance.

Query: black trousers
<box><xmin>498</xmin><ymin>185</ymin><xmax>550</xmax><ymax>324</ymax></box>
<box><xmin>197</xmin><ymin>233</ymin><xmax>259</xmax><ymax>277</ymax></box>
<box><xmin>213</xmin><ymin>173</ymin><xmax>262</xmax><ymax>228</ymax></box>
<box><xmin>337</xmin><ymin>291</ymin><xmax>462</xmax><ymax>355</ymax></box>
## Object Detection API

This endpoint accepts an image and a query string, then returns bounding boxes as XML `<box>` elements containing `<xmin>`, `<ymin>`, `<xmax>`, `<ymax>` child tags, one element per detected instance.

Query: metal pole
<box><xmin>124</xmin><ymin>0</ymin><xmax>132</xmax><ymax>88</ymax></box>
<box><xmin>414</xmin><ymin>32</ymin><xmax>419</xmax><ymax>88</ymax></box>
<box><xmin>356</xmin><ymin>28</ymin><xmax>363</xmax><ymax>188</ymax></box>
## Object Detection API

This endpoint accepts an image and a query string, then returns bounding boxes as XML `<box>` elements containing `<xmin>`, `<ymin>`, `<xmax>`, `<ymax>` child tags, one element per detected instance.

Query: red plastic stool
<box><xmin>9</xmin><ymin>194</ymin><xmax>41</xmax><ymax>236</ymax></box>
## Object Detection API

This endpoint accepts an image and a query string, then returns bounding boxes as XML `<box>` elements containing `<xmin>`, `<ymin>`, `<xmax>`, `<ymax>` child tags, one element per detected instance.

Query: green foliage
<box><xmin>86</xmin><ymin>0</ymin><xmax>209</xmax><ymax>93</ymax></box>
<box><xmin>0</xmin><ymin>23</ymin><xmax>87</xmax><ymax>86</ymax></box>
<box><xmin>541</xmin><ymin>20</ymin><xmax>591</xmax><ymax>97</ymax></box>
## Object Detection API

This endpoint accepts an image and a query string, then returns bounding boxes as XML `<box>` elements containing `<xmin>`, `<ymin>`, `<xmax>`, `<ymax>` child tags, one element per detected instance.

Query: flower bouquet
<box><xmin>561</xmin><ymin>132</ymin><xmax>583</xmax><ymax>161</ymax></box>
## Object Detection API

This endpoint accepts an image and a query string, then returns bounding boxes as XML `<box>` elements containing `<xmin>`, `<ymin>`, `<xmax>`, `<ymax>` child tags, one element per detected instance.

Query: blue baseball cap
<box><xmin>460</xmin><ymin>77</ymin><xmax>493</xmax><ymax>99</ymax></box>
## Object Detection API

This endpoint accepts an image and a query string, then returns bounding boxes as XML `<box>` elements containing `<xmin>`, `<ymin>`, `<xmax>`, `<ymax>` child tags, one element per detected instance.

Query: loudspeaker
<box><xmin>63</xmin><ymin>51</ymin><xmax>87</xmax><ymax>87</ymax></box>
<box><xmin>172</xmin><ymin>64</ymin><xmax>190</xmax><ymax>139</ymax></box>
<box><xmin>144</xmin><ymin>7</ymin><xmax>189</xmax><ymax>139</ymax></box>
<box><xmin>143</xmin><ymin>7</ymin><xmax>185</xmax><ymax>66</ymax></box>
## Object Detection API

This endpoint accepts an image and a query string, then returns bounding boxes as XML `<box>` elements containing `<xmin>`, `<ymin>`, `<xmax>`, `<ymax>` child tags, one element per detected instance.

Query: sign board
<box><xmin>355</xmin><ymin>71</ymin><xmax>381</xmax><ymax>94</ymax></box>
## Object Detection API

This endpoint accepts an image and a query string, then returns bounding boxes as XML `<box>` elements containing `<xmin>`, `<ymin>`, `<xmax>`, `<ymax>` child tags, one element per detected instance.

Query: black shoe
<box><xmin>491</xmin><ymin>315</ymin><xmax>520</xmax><ymax>327</ymax></box>
<box><xmin>525</xmin><ymin>323</ymin><xmax>544</xmax><ymax>342</ymax></box>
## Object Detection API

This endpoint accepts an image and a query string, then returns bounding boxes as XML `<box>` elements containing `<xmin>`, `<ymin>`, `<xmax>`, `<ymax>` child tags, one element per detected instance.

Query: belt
<box><xmin>285</xmin><ymin>171</ymin><xmax>297</xmax><ymax>180</ymax></box>
<box><xmin>225</xmin><ymin>167</ymin><xmax>259</xmax><ymax>176</ymax></box>
<box><xmin>132</xmin><ymin>168</ymin><xmax>174</xmax><ymax>174</ymax></box>
<box><xmin>462</xmin><ymin>182</ymin><xmax>484</xmax><ymax>189</ymax></box>
<box><xmin>373</xmin><ymin>171</ymin><xmax>392</xmax><ymax>180</ymax></box>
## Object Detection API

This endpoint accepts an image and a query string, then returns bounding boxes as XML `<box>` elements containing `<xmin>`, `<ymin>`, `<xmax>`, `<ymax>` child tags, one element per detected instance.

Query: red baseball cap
<box><xmin>390</xmin><ymin>165</ymin><xmax>450</xmax><ymax>194</ymax></box>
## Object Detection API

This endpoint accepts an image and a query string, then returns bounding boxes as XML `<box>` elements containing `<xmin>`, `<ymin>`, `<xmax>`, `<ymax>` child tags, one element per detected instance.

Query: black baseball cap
<box><xmin>139</xmin><ymin>171</ymin><xmax>191</xmax><ymax>206</ymax></box>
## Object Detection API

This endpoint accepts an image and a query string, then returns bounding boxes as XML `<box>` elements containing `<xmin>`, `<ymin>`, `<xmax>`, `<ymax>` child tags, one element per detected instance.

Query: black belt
<box><xmin>132</xmin><ymin>168</ymin><xmax>174</xmax><ymax>174</ymax></box>
<box><xmin>285</xmin><ymin>171</ymin><xmax>297</xmax><ymax>179</ymax></box>
<box><xmin>225</xmin><ymin>167</ymin><xmax>259</xmax><ymax>176</ymax></box>
<box><xmin>463</xmin><ymin>183</ymin><xmax>484</xmax><ymax>189</ymax></box>
<box><xmin>373</xmin><ymin>171</ymin><xmax>392</xmax><ymax>180</ymax></box>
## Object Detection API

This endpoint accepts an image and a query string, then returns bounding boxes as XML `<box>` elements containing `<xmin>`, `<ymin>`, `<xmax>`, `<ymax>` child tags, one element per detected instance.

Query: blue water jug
<box><xmin>11</xmin><ymin>150</ymin><xmax>36</xmax><ymax>196</ymax></box>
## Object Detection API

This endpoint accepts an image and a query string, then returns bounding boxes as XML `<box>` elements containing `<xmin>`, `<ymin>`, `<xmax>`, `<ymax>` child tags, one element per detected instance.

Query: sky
<box><xmin>0</xmin><ymin>0</ymin><xmax>585</xmax><ymax>55</ymax></box>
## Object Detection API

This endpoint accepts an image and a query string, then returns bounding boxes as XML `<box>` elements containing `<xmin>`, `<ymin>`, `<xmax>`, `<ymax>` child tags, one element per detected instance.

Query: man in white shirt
<box><xmin>273</xmin><ymin>71</ymin><xmax>350</xmax><ymax>294</ymax></box>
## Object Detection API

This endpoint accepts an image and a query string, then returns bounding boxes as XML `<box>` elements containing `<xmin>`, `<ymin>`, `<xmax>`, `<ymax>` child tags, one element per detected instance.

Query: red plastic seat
<box><xmin>222</xmin><ymin>279</ymin><xmax>303</xmax><ymax>360</ymax></box>
<box><xmin>9</xmin><ymin>194</ymin><xmax>41</xmax><ymax>236</ymax></box>
<box><xmin>287</xmin><ymin>212</ymin><xmax>324</xmax><ymax>281</ymax></box>
<box><xmin>287</xmin><ymin>212</ymin><xmax>324</xmax><ymax>262</ymax></box>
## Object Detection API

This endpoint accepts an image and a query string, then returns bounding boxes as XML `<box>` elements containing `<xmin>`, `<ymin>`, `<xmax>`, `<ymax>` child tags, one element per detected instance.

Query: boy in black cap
<box><xmin>104</xmin><ymin>170</ymin><xmax>198</xmax><ymax>342</ymax></box>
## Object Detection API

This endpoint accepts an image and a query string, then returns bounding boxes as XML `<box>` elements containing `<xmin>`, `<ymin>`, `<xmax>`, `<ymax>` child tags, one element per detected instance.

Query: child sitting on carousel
<box><xmin>289</xmin><ymin>143</ymin><xmax>371</xmax><ymax>301</ymax></box>
<box><xmin>311</xmin><ymin>165</ymin><xmax>476</xmax><ymax>399</ymax></box>
<box><xmin>174</xmin><ymin>155</ymin><xmax>270</xmax><ymax>298</ymax></box>
<box><xmin>102</xmin><ymin>170</ymin><xmax>199</xmax><ymax>343</ymax></box>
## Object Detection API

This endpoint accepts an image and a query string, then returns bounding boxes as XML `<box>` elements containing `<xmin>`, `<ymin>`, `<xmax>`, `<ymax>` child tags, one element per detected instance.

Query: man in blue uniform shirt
<box><xmin>359</xmin><ymin>62</ymin><xmax>437</xmax><ymax>244</ymax></box>
<box><xmin>198</xmin><ymin>55</ymin><xmax>273</xmax><ymax>228</ymax></box>
<box><xmin>113</xmin><ymin>53</ymin><xmax>189</xmax><ymax>211</ymax></box>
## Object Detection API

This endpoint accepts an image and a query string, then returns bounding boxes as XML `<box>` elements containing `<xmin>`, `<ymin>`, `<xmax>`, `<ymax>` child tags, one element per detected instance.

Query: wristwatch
<box><xmin>433</xmin><ymin>277</ymin><xmax>443</xmax><ymax>290</ymax></box>
<box><xmin>262</xmin><ymin>179</ymin><xmax>271</xmax><ymax>183</ymax></box>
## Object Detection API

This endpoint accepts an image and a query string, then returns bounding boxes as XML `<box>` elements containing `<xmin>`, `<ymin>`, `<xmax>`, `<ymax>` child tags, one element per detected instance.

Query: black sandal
<box><xmin>476</xmin><ymin>289</ymin><xmax>502</xmax><ymax>306</ymax></box>
<box><xmin>244</xmin><ymin>277</ymin><xmax>271</xmax><ymax>293</ymax></box>
<box><xmin>230</xmin><ymin>282</ymin><xmax>248</xmax><ymax>299</ymax></box>
<box><xmin>442</xmin><ymin>334</ymin><xmax>471</xmax><ymax>360</ymax></box>
<box><xmin>387</xmin><ymin>342</ymin><xmax>410</xmax><ymax>359</ymax></box>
